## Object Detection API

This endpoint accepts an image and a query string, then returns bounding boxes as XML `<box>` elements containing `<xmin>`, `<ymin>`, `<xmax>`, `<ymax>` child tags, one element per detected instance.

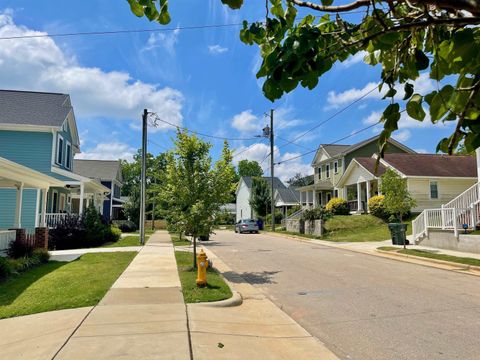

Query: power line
<box><xmin>150</xmin><ymin>114</ymin><xmax>259</xmax><ymax>141</ymax></box>
<box><xmin>232</xmin><ymin>138</ymin><xmax>267</xmax><ymax>158</ymax></box>
<box><xmin>148</xmin><ymin>139</ymin><xmax>171</xmax><ymax>151</ymax></box>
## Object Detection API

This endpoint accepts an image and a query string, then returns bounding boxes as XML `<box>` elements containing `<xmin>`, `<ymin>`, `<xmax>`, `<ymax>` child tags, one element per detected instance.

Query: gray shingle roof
<box><xmin>275</xmin><ymin>187</ymin><xmax>300</xmax><ymax>204</ymax></box>
<box><xmin>321</xmin><ymin>144</ymin><xmax>350</xmax><ymax>157</ymax></box>
<box><xmin>73</xmin><ymin>159</ymin><xmax>122</xmax><ymax>182</ymax></box>
<box><xmin>241</xmin><ymin>176</ymin><xmax>286</xmax><ymax>190</ymax></box>
<box><xmin>0</xmin><ymin>90</ymin><xmax>72</xmax><ymax>127</ymax></box>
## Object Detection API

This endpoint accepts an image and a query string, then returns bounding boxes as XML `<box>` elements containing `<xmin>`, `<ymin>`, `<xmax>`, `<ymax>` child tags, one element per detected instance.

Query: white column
<box><xmin>378</xmin><ymin>178</ymin><xmax>382</xmax><ymax>195</ymax></box>
<box><xmin>357</xmin><ymin>182</ymin><xmax>362</xmax><ymax>212</ymax></box>
<box><xmin>366</xmin><ymin>180</ymin><xmax>371</xmax><ymax>211</ymax></box>
<box><xmin>35</xmin><ymin>189</ymin><xmax>41</xmax><ymax>227</ymax></box>
<box><xmin>79</xmin><ymin>183</ymin><xmax>85</xmax><ymax>214</ymax></box>
<box><xmin>312</xmin><ymin>190</ymin><xmax>317</xmax><ymax>208</ymax></box>
<box><xmin>476</xmin><ymin>148</ymin><xmax>480</xmax><ymax>182</ymax></box>
<box><xmin>41</xmin><ymin>189</ymin><xmax>48</xmax><ymax>227</ymax></box>
<box><xmin>14</xmin><ymin>182</ymin><xmax>24</xmax><ymax>228</ymax></box>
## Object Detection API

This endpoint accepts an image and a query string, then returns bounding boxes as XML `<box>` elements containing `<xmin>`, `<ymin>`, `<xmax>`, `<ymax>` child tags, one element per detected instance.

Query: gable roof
<box><xmin>312</xmin><ymin>135</ymin><xmax>415</xmax><ymax>165</ymax></box>
<box><xmin>275</xmin><ymin>187</ymin><xmax>300</xmax><ymax>205</ymax></box>
<box><xmin>240</xmin><ymin>176</ymin><xmax>286</xmax><ymax>190</ymax></box>
<box><xmin>73</xmin><ymin>159</ymin><xmax>122</xmax><ymax>182</ymax></box>
<box><xmin>355</xmin><ymin>157</ymin><xmax>388</xmax><ymax>177</ymax></box>
<box><xmin>381</xmin><ymin>153</ymin><xmax>477</xmax><ymax>177</ymax></box>
<box><xmin>0</xmin><ymin>90</ymin><xmax>72</xmax><ymax>128</ymax></box>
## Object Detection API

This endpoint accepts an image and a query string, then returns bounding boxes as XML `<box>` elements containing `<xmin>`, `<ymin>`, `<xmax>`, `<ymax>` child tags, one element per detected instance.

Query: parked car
<box><xmin>235</xmin><ymin>219</ymin><xmax>259</xmax><ymax>234</ymax></box>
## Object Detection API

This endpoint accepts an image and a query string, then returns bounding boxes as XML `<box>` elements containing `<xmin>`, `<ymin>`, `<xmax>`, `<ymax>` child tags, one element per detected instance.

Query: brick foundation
<box><xmin>34</xmin><ymin>227</ymin><xmax>49</xmax><ymax>249</ymax></box>
<box><xmin>9</xmin><ymin>228</ymin><xmax>26</xmax><ymax>244</ymax></box>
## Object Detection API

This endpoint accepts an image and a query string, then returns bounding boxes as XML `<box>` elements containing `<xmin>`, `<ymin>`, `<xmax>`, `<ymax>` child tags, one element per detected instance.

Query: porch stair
<box><xmin>412</xmin><ymin>182</ymin><xmax>480</xmax><ymax>243</ymax></box>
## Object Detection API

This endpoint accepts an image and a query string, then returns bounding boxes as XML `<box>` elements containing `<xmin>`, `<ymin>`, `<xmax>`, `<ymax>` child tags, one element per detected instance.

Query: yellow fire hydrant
<box><xmin>196</xmin><ymin>249</ymin><xmax>209</xmax><ymax>287</ymax></box>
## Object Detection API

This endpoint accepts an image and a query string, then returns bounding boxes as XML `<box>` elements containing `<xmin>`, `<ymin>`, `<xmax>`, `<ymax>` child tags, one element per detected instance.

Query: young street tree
<box><xmin>237</xmin><ymin>159</ymin><xmax>264</xmax><ymax>177</ymax></box>
<box><xmin>380</xmin><ymin>168</ymin><xmax>416</xmax><ymax>222</ymax></box>
<box><xmin>129</xmin><ymin>1</ymin><xmax>480</xmax><ymax>154</ymax></box>
<box><xmin>249</xmin><ymin>177</ymin><xmax>271</xmax><ymax>218</ymax></box>
<box><xmin>162</xmin><ymin>130</ymin><xmax>236</xmax><ymax>267</ymax></box>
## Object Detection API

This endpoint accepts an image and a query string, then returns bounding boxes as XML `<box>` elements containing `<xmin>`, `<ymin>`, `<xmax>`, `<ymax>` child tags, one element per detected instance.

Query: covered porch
<box><xmin>298</xmin><ymin>181</ymin><xmax>335</xmax><ymax>209</ymax></box>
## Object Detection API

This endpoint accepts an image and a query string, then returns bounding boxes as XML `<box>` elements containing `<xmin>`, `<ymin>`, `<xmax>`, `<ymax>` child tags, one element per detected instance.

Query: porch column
<box><xmin>312</xmin><ymin>190</ymin><xmax>317</xmax><ymax>207</ymax></box>
<box><xmin>14</xmin><ymin>182</ymin><xmax>24</xmax><ymax>228</ymax></box>
<box><xmin>35</xmin><ymin>189</ymin><xmax>41</xmax><ymax>227</ymax></box>
<box><xmin>366</xmin><ymin>180</ymin><xmax>371</xmax><ymax>211</ymax></box>
<box><xmin>41</xmin><ymin>188</ymin><xmax>48</xmax><ymax>227</ymax></box>
<box><xmin>79</xmin><ymin>183</ymin><xmax>85</xmax><ymax>214</ymax></box>
<box><xmin>378</xmin><ymin>178</ymin><xmax>382</xmax><ymax>195</ymax></box>
<box><xmin>356</xmin><ymin>182</ymin><xmax>362</xmax><ymax>212</ymax></box>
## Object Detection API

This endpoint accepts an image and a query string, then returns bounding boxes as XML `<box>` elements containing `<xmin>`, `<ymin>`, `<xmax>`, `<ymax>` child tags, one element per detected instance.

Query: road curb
<box><xmin>195</xmin><ymin>290</ymin><xmax>243</xmax><ymax>307</ymax></box>
<box><xmin>376</xmin><ymin>249</ymin><xmax>480</xmax><ymax>273</ymax></box>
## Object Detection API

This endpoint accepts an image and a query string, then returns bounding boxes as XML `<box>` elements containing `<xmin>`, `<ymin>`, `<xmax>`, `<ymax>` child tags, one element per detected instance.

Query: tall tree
<box><xmin>286</xmin><ymin>173</ymin><xmax>314</xmax><ymax>187</ymax></box>
<box><xmin>249</xmin><ymin>177</ymin><xmax>271</xmax><ymax>218</ymax></box>
<box><xmin>237</xmin><ymin>159</ymin><xmax>264</xmax><ymax>177</ymax></box>
<box><xmin>380</xmin><ymin>169</ymin><xmax>416</xmax><ymax>222</ymax></box>
<box><xmin>129</xmin><ymin>1</ymin><xmax>480</xmax><ymax>154</ymax></box>
<box><xmin>162</xmin><ymin>131</ymin><xmax>235</xmax><ymax>267</ymax></box>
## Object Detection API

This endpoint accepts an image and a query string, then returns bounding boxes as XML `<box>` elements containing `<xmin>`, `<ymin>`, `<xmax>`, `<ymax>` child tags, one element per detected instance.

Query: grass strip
<box><xmin>0</xmin><ymin>252</ymin><xmax>136</xmax><ymax>319</ymax></box>
<box><xmin>174</xmin><ymin>250</ymin><xmax>232</xmax><ymax>303</ymax></box>
<box><xmin>102</xmin><ymin>235</ymin><xmax>148</xmax><ymax>247</ymax></box>
<box><xmin>377</xmin><ymin>247</ymin><xmax>480</xmax><ymax>267</ymax></box>
<box><xmin>171</xmin><ymin>234</ymin><xmax>191</xmax><ymax>246</ymax></box>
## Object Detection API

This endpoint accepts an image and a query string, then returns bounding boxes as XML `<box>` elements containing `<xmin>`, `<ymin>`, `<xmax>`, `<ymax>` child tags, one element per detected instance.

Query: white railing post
<box><xmin>441</xmin><ymin>205</ymin><xmax>445</xmax><ymax>230</ymax></box>
<box><xmin>424</xmin><ymin>210</ymin><xmax>429</xmax><ymax>237</ymax></box>
<box><xmin>453</xmin><ymin>208</ymin><xmax>458</xmax><ymax>238</ymax></box>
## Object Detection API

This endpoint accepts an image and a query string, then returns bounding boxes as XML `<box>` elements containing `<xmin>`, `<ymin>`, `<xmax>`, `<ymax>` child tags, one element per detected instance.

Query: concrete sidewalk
<box><xmin>49</xmin><ymin>246</ymin><xmax>143</xmax><ymax>262</ymax></box>
<box><xmin>54</xmin><ymin>231</ymin><xmax>190</xmax><ymax>359</ymax></box>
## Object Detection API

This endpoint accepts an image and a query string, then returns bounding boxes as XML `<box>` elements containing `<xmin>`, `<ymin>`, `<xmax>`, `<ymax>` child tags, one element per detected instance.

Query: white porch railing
<box><xmin>41</xmin><ymin>213</ymin><xmax>73</xmax><ymax>228</ymax></box>
<box><xmin>444</xmin><ymin>182</ymin><xmax>479</xmax><ymax>210</ymax></box>
<box><xmin>0</xmin><ymin>230</ymin><xmax>16</xmax><ymax>254</ymax></box>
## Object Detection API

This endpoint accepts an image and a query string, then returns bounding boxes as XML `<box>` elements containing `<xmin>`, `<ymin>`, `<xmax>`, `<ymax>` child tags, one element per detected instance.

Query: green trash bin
<box><xmin>388</xmin><ymin>223</ymin><xmax>408</xmax><ymax>245</ymax></box>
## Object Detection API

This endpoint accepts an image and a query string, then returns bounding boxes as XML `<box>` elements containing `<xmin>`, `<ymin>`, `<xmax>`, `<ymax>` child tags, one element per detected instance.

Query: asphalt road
<box><xmin>203</xmin><ymin>230</ymin><xmax>480</xmax><ymax>360</ymax></box>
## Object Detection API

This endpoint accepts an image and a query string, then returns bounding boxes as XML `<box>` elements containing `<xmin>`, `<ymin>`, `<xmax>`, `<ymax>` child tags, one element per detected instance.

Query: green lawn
<box><xmin>130</xmin><ymin>229</ymin><xmax>156</xmax><ymax>235</ymax></box>
<box><xmin>171</xmin><ymin>234</ymin><xmax>191</xmax><ymax>246</ymax></box>
<box><xmin>377</xmin><ymin>247</ymin><xmax>480</xmax><ymax>267</ymax></box>
<box><xmin>0</xmin><ymin>252</ymin><xmax>136</xmax><ymax>319</ymax></box>
<box><xmin>174</xmin><ymin>251</ymin><xmax>232</xmax><ymax>303</ymax></box>
<box><xmin>102</xmin><ymin>235</ymin><xmax>148</xmax><ymax>247</ymax></box>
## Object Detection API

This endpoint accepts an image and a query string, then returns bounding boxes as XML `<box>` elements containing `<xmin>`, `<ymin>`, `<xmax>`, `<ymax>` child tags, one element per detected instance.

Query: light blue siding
<box><xmin>0</xmin><ymin>189</ymin><xmax>38</xmax><ymax>231</ymax></box>
<box><xmin>54</xmin><ymin>122</ymin><xmax>74</xmax><ymax>172</ymax></box>
<box><xmin>0</xmin><ymin>131</ymin><xmax>53</xmax><ymax>173</ymax></box>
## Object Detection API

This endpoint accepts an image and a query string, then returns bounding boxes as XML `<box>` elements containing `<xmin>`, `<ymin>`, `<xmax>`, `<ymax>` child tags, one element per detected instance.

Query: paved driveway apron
<box><xmin>204</xmin><ymin>231</ymin><xmax>480</xmax><ymax>360</ymax></box>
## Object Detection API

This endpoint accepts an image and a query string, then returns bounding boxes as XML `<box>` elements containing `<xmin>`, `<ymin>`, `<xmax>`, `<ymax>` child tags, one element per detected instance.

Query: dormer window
<box><xmin>326</xmin><ymin>164</ymin><xmax>330</xmax><ymax>178</ymax></box>
<box><xmin>56</xmin><ymin>135</ymin><xmax>64</xmax><ymax>165</ymax></box>
<box><xmin>65</xmin><ymin>141</ymin><xmax>72</xmax><ymax>169</ymax></box>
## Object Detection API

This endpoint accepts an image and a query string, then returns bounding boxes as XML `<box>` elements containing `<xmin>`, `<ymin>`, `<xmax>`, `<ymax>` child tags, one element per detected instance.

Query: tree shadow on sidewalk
<box><xmin>222</xmin><ymin>270</ymin><xmax>280</xmax><ymax>285</ymax></box>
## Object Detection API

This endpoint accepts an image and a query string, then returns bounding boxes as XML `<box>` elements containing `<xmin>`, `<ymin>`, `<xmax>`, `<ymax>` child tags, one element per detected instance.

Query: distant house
<box><xmin>298</xmin><ymin>135</ymin><xmax>415</xmax><ymax>211</ymax></box>
<box><xmin>274</xmin><ymin>187</ymin><xmax>300</xmax><ymax>217</ymax></box>
<box><xmin>337</xmin><ymin>153</ymin><xmax>478</xmax><ymax>213</ymax></box>
<box><xmin>73</xmin><ymin>159</ymin><xmax>125</xmax><ymax>220</ymax></box>
<box><xmin>236</xmin><ymin>176</ymin><xmax>299</xmax><ymax>221</ymax></box>
<box><xmin>0</xmin><ymin>90</ymin><xmax>109</xmax><ymax>230</ymax></box>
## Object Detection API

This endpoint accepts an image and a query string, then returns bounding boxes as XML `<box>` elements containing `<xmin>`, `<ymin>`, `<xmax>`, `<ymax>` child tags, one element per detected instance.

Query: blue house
<box><xmin>0</xmin><ymin>90</ymin><xmax>110</xmax><ymax>231</ymax></box>
<box><xmin>73</xmin><ymin>159</ymin><xmax>125</xmax><ymax>220</ymax></box>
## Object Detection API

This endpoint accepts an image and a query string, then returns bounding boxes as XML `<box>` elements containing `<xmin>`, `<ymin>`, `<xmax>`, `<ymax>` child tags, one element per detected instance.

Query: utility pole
<box><xmin>269</xmin><ymin>109</ymin><xmax>275</xmax><ymax>232</ymax></box>
<box><xmin>140</xmin><ymin>109</ymin><xmax>148</xmax><ymax>245</ymax></box>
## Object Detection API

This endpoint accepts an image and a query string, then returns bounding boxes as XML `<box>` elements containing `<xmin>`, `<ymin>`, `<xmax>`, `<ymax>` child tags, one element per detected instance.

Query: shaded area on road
<box><xmin>222</xmin><ymin>270</ymin><xmax>281</xmax><ymax>285</ymax></box>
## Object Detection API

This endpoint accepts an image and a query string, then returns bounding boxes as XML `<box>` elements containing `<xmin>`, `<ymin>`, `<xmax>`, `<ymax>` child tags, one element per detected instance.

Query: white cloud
<box><xmin>340</xmin><ymin>51</ymin><xmax>367</xmax><ymax>68</ymax></box>
<box><xmin>392</xmin><ymin>129</ymin><xmax>411</xmax><ymax>142</ymax></box>
<box><xmin>326</xmin><ymin>73</ymin><xmax>436</xmax><ymax>109</ymax></box>
<box><xmin>362</xmin><ymin>108</ymin><xmax>453</xmax><ymax>130</ymax></box>
<box><xmin>232</xmin><ymin>142</ymin><xmax>312</xmax><ymax>182</ymax></box>
<box><xmin>0</xmin><ymin>11</ymin><xmax>184</xmax><ymax>132</ymax></box>
<box><xmin>231</xmin><ymin>110</ymin><xmax>262</xmax><ymax>133</ymax></box>
<box><xmin>414</xmin><ymin>148</ymin><xmax>429</xmax><ymax>154</ymax></box>
<box><xmin>208</xmin><ymin>44</ymin><xmax>228</xmax><ymax>54</ymax></box>
<box><xmin>75</xmin><ymin>142</ymin><xmax>136</xmax><ymax>162</ymax></box>
<box><xmin>143</xmin><ymin>28</ymin><xmax>180</xmax><ymax>55</ymax></box>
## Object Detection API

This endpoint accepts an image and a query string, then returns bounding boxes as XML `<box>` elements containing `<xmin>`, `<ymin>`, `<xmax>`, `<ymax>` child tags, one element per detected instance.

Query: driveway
<box><xmin>203</xmin><ymin>230</ymin><xmax>480</xmax><ymax>360</ymax></box>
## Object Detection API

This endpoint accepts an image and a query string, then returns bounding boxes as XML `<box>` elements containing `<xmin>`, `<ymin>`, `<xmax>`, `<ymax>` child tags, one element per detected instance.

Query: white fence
<box><xmin>0</xmin><ymin>230</ymin><xmax>16</xmax><ymax>255</ymax></box>
<box><xmin>40</xmin><ymin>213</ymin><xmax>72</xmax><ymax>228</ymax></box>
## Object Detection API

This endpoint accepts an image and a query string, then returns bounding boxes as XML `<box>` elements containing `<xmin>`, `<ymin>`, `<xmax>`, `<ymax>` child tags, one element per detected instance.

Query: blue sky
<box><xmin>0</xmin><ymin>1</ymin><xmax>455</xmax><ymax>181</ymax></box>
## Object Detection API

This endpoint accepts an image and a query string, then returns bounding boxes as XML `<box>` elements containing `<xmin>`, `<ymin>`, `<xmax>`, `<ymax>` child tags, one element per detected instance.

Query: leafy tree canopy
<box><xmin>286</xmin><ymin>172</ymin><xmax>314</xmax><ymax>186</ymax></box>
<box><xmin>129</xmin><ymin>0</ymin><xmax>480</xmax><ymax>155</ymax></box>
<box><xmin>380</xmin><ymin>168</ymin><xmax>416</xmax><ymax>221</ymax></box>
<box><xmin>237</xmin><ymin>159</ymin><xmax>264</xmax><ymax>177</ymax></box>
<box><xmin>249</xmin><ymin>177</ymin><xmax>271</xmax><ymax>218</ymax></box>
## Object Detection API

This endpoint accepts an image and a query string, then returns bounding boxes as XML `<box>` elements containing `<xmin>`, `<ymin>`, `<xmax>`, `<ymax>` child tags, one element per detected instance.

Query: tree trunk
<box><xmin>193</xmin><ymin>236</ymin><xmax>197</xmax><ymax>269</ymax></box>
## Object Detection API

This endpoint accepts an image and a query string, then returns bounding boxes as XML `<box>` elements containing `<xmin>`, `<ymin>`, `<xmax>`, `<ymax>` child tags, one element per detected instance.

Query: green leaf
<box><xmin>128</xmin><ymin>0</ymin><xmax>144</xmax><ymax>17</ymax></box>
<box><xmin>320</xmin><ymin>0</ymin><xmax>333</xmax><ymax>5</ymax></box>
<box><xmin>221</xmin><ymin>0</ymin><xmax>244</xmax><ymax>10</ymax></box>
<box><xmin>406</xmin><ymin>94</ymin><xmax>426</xmax><ymax>121</ymax></box>
<box><xmin>415</xmin><ymin>50</ymin><xmax>429</xmax><ymax>71</ymax></box>
<box><xmin>429</xmin><ymin>85</ymin><xmax>454</xmax><ymax>121</ymax></box>
<box><xmin>403</xmin><ymin>83</ymin><xmax>414</xmax><ymax>100</ymax></box>
<box><xmin>382</xmin><ymin>88</ymin><xmax>397</xmax><ymax>99</ymax></box>
<box><xmin>158</xmin><ymin>9</ymin><xmax>171</xmax><ymax>24</ymax></box>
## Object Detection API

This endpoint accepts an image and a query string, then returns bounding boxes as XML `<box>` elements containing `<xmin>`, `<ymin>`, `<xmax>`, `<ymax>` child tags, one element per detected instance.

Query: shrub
<box><xmin>49</xmin><ymin>214</ymin><xmax>85</xmax><ymax>250</ymax></box>
<box><xmin>368</xmin><ymin>195</ymin><xmax>390</xmax><ymax>221</ymax></box>
<box><xmin>325</xmin><ymin>198</ymin><xmax>350</xmax><ymax>215</ymax></box>
<box><xmin>266</xmin><ymin>210</ymin><xmax>284</xmax><ymax>224</ymax></box>
<box><xmin>104</xmin><ymin>226</ymin><xmax>122</xmax><ymax>244</ymax></box>
<box><xmin>32</xmin><ymin>248</ymin><xmax>50</xmax><ymax>263</ymax></box>
<box><xmin>0</xmin><ymin>257</ymin><xmax>12</xmax><ymax>280</ymax></box>
<box><xmin>286</xmin><ymin>205</ymin><xmax>301</xmax><ymax>217</ymax></box>
<box><xmin>302</xmin><ymin>207</ymin><xmax>332</xmax><ymax>222</ymax></box>
<box><xmin>7</xmin><ymin>238</ymin><xmax>34</xmax><ymax>259</ymax></box>
<box><xmin>115</xmin><ymin>221</ymin><xmax>137</xmax><ymax>233</ymax></box>
<box><xmin>84</xmin><ymin>204</ymin><xmax>106</xmax><ymax>247</ymax></box>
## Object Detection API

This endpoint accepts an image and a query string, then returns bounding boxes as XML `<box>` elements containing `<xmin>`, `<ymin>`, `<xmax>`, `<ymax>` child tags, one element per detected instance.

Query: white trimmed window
<box><xmin>326</xmin><ymin>164</ymin><xmax>330</xmax><ymax>178</ymax></box>
<box><xmin>65</xmin><ymin>141</ymin><xmax>72</xmax><ymax>169</ymax></box>
<box><xmin>56</xmin><ymin>135</ymin><xmax>64</xmax><ymax>165</ymax></box>
<box><xmin>430</xmin><ymin>181</ymin><xmax>439</xmax><ymax>199</ymax></box>
<box><xmin>317</xmin><ymin>166</ymin><xmax>322</xmax><ymax>180</ymax></box>
<box><xmin>334</xmin><ymin>161</ymin><xmax>338</xmax><ymax>174</ymax></box>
